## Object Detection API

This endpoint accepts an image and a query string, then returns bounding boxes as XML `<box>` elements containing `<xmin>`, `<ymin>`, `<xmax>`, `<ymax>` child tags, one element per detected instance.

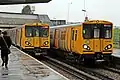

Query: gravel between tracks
<box><xmin>89</xmin><ymin>68</ymin><xmax>120</xmax><ymax>80</ymax></box>
<box><xmin>41</xmin><ymin>60</ymin><xmax>82</xmax><ymax>80</ymax></box>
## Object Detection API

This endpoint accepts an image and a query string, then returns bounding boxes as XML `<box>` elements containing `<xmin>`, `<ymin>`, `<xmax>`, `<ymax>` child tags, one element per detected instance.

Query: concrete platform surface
<box><xmin>0</xmin><ymin>46</ymin><xmax>68</xmax><ymax>80</ymax></box>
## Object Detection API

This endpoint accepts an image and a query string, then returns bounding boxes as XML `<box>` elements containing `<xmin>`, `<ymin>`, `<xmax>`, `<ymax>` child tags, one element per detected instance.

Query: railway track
<box><xmin>43</xmin><ymin>56</ymin><xmax>118</xmax><ymax>80</ymax></box>
<box><xmin>29</xmin><ymin>53</ymin><xmax>120</xmax><ymax>80</ymax></box>
<box><xmin>68</xmin><ymin>63</ymin><xmax>115</xmax><ymax>80</ymax></box>
<box><xmin>43</xmin><ymin>56</ymin><xmax>101</xmax><ymax>80</ymax></box>
<box><xmin>102</xmin><ymin>66</ymin><xmax>120</xmax><ymax>74</ymax></box>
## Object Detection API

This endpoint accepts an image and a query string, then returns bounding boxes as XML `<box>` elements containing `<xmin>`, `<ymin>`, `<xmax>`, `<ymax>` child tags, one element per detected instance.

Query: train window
<box><xmin>25</xmin><ymin>26</ymin><xmax>33</xmax><ymax>37</ymax></box>
<box><xmin>94</xmin><ymin>29</ymin><xmax>100</xmax><ymax>38</ymax></box>
<box><xmin>104</xmin><ymin>29</ymin><xmax>112</xmax><ymax>38</ymax></box>
<box><xmin>83</xmin><ymin>26</ymin><xmax>92</xmax><ymax>39</ymax></box>
<box><xmin>103</xmin><ymin>25</ymin><xmax>112</xmax><ymax>39</ymax></box>
<box><xmin>39</xmin><ymin>27</ymin><xmax>49</xmax><ymax>37</ymax></box>
<box><xmin>83</xmin><ymin>24</ymin><xmax>112</xmax><ymax>39</ymax></box>
<box><xmin>61</xmin><ymin>31</ymin><xmax>65</xmax><ymax>40</ymax></box>
<box><xmin>72</xmin><ymin>30</ymin><xmax>74</xmax><ymax>40</ymax></box>
<box><xmin>33</xmin><ymin>27</ymin><xmax>39</xmax><ymax>37</ymax></box>
<box><xmin>63</xmin><ymin>31</ymin><xmax>66</xmax><ymax>40</ymax></box>
<box><xmin>75</xmin><ymin>30</ymin><xmax>77</xmax><ymax>41</ymax></box>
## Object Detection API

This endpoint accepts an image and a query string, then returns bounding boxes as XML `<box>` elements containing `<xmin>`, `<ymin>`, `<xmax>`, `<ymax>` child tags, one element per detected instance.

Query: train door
<box><xmin>71</xmin><ymin>28</ymin><xmax>78</xmax><ymax>52</ymax></box>
<box><xmin>33</xmin><ymin>27</ymin><xmax>40</xmax><ymax>47</ymax></box>
<box><xmin>54</xmin><ymin>29</ymin><xmax>59</xmax><ymax>48</ymax></box>
<box><xmin>93</xmin><ymin>28</ymin><xmax>101</xmax><ymax>52</ymax></box>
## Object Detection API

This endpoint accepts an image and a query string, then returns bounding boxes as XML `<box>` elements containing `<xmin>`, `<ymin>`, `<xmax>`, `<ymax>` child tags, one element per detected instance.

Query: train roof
<box><xmin>24</xmin><ymin>22</ymin><xmax>49</xmax><ymax>26</ymax></box>
<box><xmin>50</xmin><ymin>20</ymin><xmax>113</xmax><ymax>29</ymax></box>
<box><xmin>50</xmin><ymin>23</ymin><xmax>82</xmax><ymax>29</ymax></box>
<box><xmin>84</xmin><ymin>20</ymin><xmax>113</xmax><ymax>24</ymax></box>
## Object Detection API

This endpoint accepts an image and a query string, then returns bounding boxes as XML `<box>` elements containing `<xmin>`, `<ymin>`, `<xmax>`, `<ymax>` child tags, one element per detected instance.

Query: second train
<box><xmin>50</xmin><ymin>20</ymin><xmax>113</xmax><ymax>64</ymax></box>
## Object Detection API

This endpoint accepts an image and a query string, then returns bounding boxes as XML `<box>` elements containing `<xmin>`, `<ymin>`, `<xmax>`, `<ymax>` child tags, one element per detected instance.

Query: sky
<box><xmin>0</xmin><ymin>0</ymin><xmax>119</xmax><ymax>25</ymax></box>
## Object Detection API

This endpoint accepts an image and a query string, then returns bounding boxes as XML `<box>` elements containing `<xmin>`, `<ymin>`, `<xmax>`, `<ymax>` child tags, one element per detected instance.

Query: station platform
<box><xmin>0</xmin><ymin>46</ymin><xmax>68</xmax><ymax>80</ymax></box>
<box><xmin>112</xmin><ymin>48</ymin><xmax>120</xmax><ymax>57</ymax></box>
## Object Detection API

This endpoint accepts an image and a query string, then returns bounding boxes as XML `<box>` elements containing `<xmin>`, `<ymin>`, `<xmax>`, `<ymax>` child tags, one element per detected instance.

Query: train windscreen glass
<box><xmin>103</xmin><ymin>25</ymin><xmax>112</xmax><ymax>39</ymax></box>
<box><xmin>39</xmin><ymin>27</ymin><xmax>49</xmax><ymax>37</ymax></box>
<box><xmin>34</xmin><ymin>27</ymin><xmax>39</xmax><ymax>37</ymax></box>
<box><xmin>83</xmin><ymin>24</ymin><xmax>93</xmax><ymax>39</ymax></box>
<box><xmin>25</xmin><ymin>26</ymin><xmax>33</xmax><ymax>37</ymax></box>
<box><xmin>83</xmin><ymin>24</ymin><xmax>112</xmax><ymax>39</ymax></box>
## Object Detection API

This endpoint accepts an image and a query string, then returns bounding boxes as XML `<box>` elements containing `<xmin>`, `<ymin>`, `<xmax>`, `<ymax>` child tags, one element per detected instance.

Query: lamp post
<box><xmin>82</xmin><ymin>9</ymin><xmax>86</xmax><ymax>18</ymax></box>
<box><xmin>67</xmin><ymin>2</ymin><xmax>72</xmax><ymax>24</ymax></box>
<box><xmin>82</xmin><ymin>0</ymin><xmax>88</xmax><ymax>21</ymax></box>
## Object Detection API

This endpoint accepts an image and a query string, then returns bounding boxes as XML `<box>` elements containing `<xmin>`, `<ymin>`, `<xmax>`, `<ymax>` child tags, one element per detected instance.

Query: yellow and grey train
<box><xmin>50</xmin><ymin>20</ymin><xmax>113</xmax><ymax>63</ymax></box>
<box><xmin>6</xmin><ymin>23</ymin><xmax>50</xmax><ymax>55</ymax></box>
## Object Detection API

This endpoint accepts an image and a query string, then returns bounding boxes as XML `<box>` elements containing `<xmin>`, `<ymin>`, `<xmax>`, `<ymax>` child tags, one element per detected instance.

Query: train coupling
<box><xmin>95</xmin><ymin>52</ymin><xmax>105</xmax><ymax>62</ymax></box>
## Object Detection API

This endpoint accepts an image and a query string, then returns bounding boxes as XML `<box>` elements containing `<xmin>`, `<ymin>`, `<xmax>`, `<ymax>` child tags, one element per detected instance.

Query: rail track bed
<box><xmin>39</xmin><ymin>55</ymin><xmax>120</xmax><ymax>80</ymax></box>
<box><xmin>42</xmin><ymin>56</ymin><xmax>101</xmax><ymax>80</ymax></box>
<box><xmin>29</xmin><ymin>53</ymin><xmax>120</xmax><ymax>80</ymax></box>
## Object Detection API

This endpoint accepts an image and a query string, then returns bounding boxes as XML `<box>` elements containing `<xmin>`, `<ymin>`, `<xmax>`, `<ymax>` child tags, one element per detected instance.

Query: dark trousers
<box><xmin>1</xmin><ymin>53</ymin><xmax>8</xmax><ymax>66</ymax></box>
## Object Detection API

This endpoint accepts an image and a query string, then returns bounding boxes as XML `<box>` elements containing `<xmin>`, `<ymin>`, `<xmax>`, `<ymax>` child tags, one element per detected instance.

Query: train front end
<box><xmin>82</xmin><ymin>20</ymin><xmax>113</xmax><ymax>62</ymax></box>
<box><xmin>23</xmin><ymin>23</ymin><xmax>50</xmax><ymax>56</ymax></box>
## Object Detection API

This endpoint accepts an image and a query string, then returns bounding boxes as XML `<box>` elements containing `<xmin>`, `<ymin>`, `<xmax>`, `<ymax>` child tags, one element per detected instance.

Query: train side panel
<box><xmin>16</xmin><ymin>28</ymin><xmax>22</xmax><ymax>47</ymax></box>
<box><xmin>51</xmin><ymin>25</ymin><xmax>83</xmax><ymax>54</ymax></box>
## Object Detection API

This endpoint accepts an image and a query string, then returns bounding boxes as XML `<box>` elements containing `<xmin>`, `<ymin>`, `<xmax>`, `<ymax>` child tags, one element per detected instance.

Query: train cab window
<box><xmin>25</xmin><ymin>26</ymin><xmax>33</xmax><ymax>37</ymax></box>
<box><xmin>104</xmin><ymin>29</ymin><xmax>112</xmax><ymax>38</ymax></box>
<box><xmin>83</xmin><ymin>25</ymin><xmax>92</xmax><ymax>39</ymax></box>
<box><xmin>39</xmin><ymin>27</ymin><xmax>49</xmax><ymax>37</ymax></box>
<box><xmin>103</xmin><ymin>25</ymin><xmax>112</xmax><ymax>39</ymax></box>
<box><xmin>94</xmin><ymin>28</ymin><xmax>100</xmax><ymax>38</ymax></box>
<box><xmin>33</xmin><ymin>27</ymin><xmax>39</xmax><ymax>37</ymax></box>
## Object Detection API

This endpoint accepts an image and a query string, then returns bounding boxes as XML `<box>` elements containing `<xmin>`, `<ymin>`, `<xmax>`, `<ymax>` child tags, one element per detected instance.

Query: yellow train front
<box><xmin>7</xmin><ymin>23</ymin><xmax>50</xmax><ymax>56</ymax></box>
<box><xmin>50</xmin><ymin>20</ymin><xmax>113</xmax><ymax>63</ymax></box>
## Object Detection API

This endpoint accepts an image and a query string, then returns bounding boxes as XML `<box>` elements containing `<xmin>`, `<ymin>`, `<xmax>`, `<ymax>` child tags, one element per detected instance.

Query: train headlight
<box><xmin>83</xmin><ymin>44</ymin><xmax>91</xmax><ymax>50</ymax></box>
<box><xmin>105</xmin><ymin>47</ymin><xmax>108</xmax><ymax>50</ymax></box>
<box><xmin>107</xmin><ymin>44</ymin><xmax>112</xmax><ymax>49</ymax></box>
<box><xmin>104</xmin><ymin>44</ymin><xmax>112</xmax><ymax>50</ymax></box>
<box><xmin>25</xmin><ymin>41</ymin><xmax>29</xmax><ymax>45</ymax></box>
<box><xmin>83</xmin><ymin>44</ymin><xmax>87</xmax><ymax>49</ymax></box>
<box><xmin>25</xmin><ymin>41</ymin><xmax>31</xmax><ymax>46</ymax></box>
<box><xmin>44</xmin><ymin>41</ymin><xmax>49</xmax><ymax>45</ymax></box>
<box><xmin>87</xmin><ymin>47</ymin><xmax>90</xmax><ymax>50</ymax></box>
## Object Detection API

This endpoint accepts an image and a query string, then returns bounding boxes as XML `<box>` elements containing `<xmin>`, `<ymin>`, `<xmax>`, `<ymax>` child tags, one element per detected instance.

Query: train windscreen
<box><xmin>103</xmin><ymin>25</ymin><xmax>112</xmax><ymax>39</ymax></box>
<box><xmin>34</xmin><ymin>27</ymin><xmax>39</xmax><ymax>37</ymax></box>
<box><xmin>39</xmin><ymin>27</ymin><xmax>49</xmax><ymax>37</ymax></box>
<box><xmin>25</xmin><ymin>26</ymin><xmax>33</xmax><ymax>37</ymax></box>
<box><xmin>25</xmin><ymin>26</ymin><xmax>49</xmax><ymax>37</ymax></box>
<box><xmin>83</xmin><ymin>24</ymin><xmax>112</xmax><ymax>39</ymax></box>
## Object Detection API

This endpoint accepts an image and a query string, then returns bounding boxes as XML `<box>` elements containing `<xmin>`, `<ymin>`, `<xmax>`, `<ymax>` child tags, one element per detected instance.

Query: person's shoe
<box><xmin>2</xmin><ymin>63</ymin><xmax>4</xmax><ymax>66</ymax></box>
<box><xmin>5</xmin><ymin>66</ymin><xmax>8</xmax><ymax>70</ymax></box>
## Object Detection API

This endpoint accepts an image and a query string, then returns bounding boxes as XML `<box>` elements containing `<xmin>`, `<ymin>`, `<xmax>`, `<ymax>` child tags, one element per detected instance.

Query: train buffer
<box><xmin>0</xmin><ymin>46</ymin><xmax>68</xmax><ymax>80</ymax></box>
